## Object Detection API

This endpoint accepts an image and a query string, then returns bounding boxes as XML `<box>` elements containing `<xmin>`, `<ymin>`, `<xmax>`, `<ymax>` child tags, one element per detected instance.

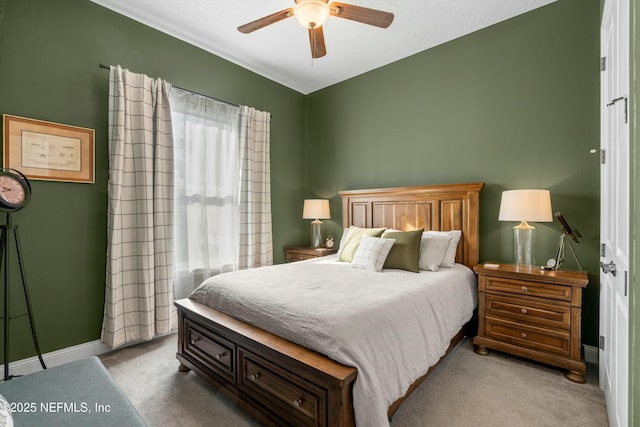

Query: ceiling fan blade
<box><xmin>237</xmin><ymin>8</ymin><xmax>294</xmax><ymax>33</ymax></box>
<box><xmin>308</xmin><ymin>26</ymin><xmax>327</xmax><ymax>58</ymax></box>
<box><xmin>328</xmin><ymin>2</ymin><xmax>394</xmax><ymax>28</ymax></box>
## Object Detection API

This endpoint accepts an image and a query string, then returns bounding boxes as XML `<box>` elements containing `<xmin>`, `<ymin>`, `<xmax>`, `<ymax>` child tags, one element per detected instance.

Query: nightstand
<box><xmin>284</xmin><ymin>246</ymin><xmax>338</xmax><ymax>263</ymax></box>
<box><xmin>473</xmin><ymin>263</ymin><xmax>589</xmax><ymax>383</ymax></box>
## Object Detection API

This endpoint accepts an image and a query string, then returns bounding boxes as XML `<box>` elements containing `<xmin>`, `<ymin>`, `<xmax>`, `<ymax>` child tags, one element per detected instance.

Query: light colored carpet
<box><xmin>99</xmin><ymin>334</ymin><xmax>608</xmax><ymax>426</ymax></box>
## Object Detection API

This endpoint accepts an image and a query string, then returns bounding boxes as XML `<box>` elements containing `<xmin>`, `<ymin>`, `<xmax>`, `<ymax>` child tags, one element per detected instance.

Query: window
<box><xmin>170</xmin><ymin>88</ymin><xmax>241</xmax><ymax>297</ymax></box>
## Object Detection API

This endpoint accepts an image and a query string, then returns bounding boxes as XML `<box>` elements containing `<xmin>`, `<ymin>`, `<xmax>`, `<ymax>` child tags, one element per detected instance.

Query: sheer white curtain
<box><xmin>102</xmin><ymin>65</ymin><xmax>175</xmax><ymax>348</ymax></box>
<box><xmin>171</xmin><ymin>88</ymin><xmax>274</xmax><ymax>298</ymax></box>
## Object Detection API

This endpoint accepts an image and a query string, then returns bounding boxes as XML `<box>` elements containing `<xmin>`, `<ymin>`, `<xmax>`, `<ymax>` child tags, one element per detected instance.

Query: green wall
<box><xmin>0</xmin><ymin>0</ymin><xmax>306</xmax><ymax>362</ymax></box>
<box><xmin>305</xmin><ymin>0</ymin><xmax>601</xmax><ymax>346</ymax></box>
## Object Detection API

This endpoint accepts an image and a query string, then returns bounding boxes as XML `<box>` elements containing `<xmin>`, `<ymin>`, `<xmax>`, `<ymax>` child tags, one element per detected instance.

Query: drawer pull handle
<box><xmin>214</xmin><ymin>352</ymin><xmax>226</xmax><ymax>360</ymax></box>
<box><xmin>249</xmin><ymin>373</ymin><xmax>260</xmax><ymax>382</ymax></box>
<box><xmin>293</xmin><ymin>398</ymin><xmax>303</xmax><ymax>408</ymax></box>
<box><xmin>190</xmin><ymin>336</ymin><xmax>200</xmax><ymax>345</ymax></box>
<box><xmin>521</xmin><ymin>332</ymin><xmax>527</xmax><ymax>339</ymax></box>
<box><xmin>521</xmin><ymin>308</ymin><xmax>528</xmax><ymax>314</ymax></box>
<box><xmin>521</xmin><ymin>286</ymin><xmax>528</xmax><ymax>292</ymax></box>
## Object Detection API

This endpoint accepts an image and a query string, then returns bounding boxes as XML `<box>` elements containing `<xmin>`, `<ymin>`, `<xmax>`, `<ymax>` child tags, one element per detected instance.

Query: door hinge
<box><xmin>599</xmin><ymin>335</ymin><xmax>605</xmax><ymax>350</ymax></box>
<box><xmin>601</xmin><ymin>56</ymin><xmax>606</xmax><ymax>71</ymax></box>
<box><xmin>591</xmin><ymin>149</ymin><xmax>606</xmax><ymax>164</ymax></box>
<box><xmin>600</xmin><ymin>243</ymin><xmax>606</xmax><ymax>256</ymax></box>
<box><xmin>606</xmin><ymin>96</ymin><xmax>628</xmax><ymax>123</ymax></box>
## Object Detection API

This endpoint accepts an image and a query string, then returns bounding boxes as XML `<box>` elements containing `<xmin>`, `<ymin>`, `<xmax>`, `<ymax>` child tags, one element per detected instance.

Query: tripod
<box><xmin>554</xmin><ymin>232</ymin><xmax>583</xmax><ymax>271</ymax></box>
<box><xmin>1</xmin><ymin>212</ymin><xmax>46</xmax><ymax>381</ymax></box>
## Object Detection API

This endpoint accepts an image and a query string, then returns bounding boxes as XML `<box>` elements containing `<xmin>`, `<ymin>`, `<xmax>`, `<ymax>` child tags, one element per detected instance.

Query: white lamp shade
<box><xmin>303</xmin><ymin>199</ymin><xmax>330</xmax><ymax>219</ymax></box>
<box><xmin>294</xmin><ymin>0</ymin><xmax>330</xmax><ymax>28</ymax></box>
<box><xmin>498</xmin><ymin>189</ymin><xmax>553</xmax><ymax>222</ymax></box>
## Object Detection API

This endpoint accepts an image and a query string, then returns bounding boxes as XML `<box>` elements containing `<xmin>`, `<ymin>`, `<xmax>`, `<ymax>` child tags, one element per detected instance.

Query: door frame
<box><xmin>629</xmin><ymin>1</ymin><xmax>639</xmax><ymax>424</ymax></box>
<box><xmin>600</xmin><ymin>1</ymin><xmax>631</xmax><ymax>426</ymax></box>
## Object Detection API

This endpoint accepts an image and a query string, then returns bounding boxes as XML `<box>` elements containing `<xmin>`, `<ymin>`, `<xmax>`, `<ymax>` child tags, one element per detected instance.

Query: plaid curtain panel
<box><xmin>238</xmin><ymin>106</ymin><xmax>273</xmax><ymax>269</ymax></box>
<box><xmin>102</xmin><ymin>65</ymin><xmax>176</xmax><ymax>348</ymax></box>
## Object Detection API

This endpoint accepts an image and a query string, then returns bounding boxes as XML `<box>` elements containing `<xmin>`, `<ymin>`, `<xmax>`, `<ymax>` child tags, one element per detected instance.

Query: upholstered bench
<box><xmin>0</xmin><ymin>356</ymin><xmax>146</xmax><ymax>426</ymax></box>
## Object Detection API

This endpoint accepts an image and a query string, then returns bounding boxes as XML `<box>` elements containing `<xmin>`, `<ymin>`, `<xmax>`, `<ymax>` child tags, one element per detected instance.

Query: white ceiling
<box><xmin>91</xmin><ymin>0</ymin><xmax>557</xmax><ymax>94</ymax></box>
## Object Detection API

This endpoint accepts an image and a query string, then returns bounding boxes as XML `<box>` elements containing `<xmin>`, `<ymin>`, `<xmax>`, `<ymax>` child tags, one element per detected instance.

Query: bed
<box><xmin>175</xmin><ymin>182</ymin><xmax>483</xmax><ymax>426</ymax></box>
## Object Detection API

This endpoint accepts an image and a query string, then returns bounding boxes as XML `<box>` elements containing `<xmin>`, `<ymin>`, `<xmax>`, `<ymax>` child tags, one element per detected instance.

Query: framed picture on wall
<box><xmin>2</xmin><ymin>114</ymin><xmax>95</xmax><ymax>184</ymax></box>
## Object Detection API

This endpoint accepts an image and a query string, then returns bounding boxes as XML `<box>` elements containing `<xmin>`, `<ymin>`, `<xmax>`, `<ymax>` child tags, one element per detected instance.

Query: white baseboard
<box><xmin>0</xmin><ymin>339</ymin><xmax>111</xmax><ymax>377</ymax></box>
<box><xmin>584</xmin><ymin>344</ymin><xmax>598</xmax><ymax>365</ymax></box>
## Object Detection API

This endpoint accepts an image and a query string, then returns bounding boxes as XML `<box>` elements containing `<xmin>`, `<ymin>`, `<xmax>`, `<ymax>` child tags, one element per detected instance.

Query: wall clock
<box><xmin>0</xmin><ymin>168</ymin><xmax>31</xmax><ymax>212</ymax></box>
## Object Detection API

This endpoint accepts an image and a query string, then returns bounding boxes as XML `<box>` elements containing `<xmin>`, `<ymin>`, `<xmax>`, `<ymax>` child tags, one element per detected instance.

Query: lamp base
<box><xmin>310</xmin><ymin>220</ymin><xmax>323</xmax><ymax>249</ymax></box>
<box><xmin>513</xmin><ymin>221</ymin><xmax>535</xmax><ymax>265</ymax></box>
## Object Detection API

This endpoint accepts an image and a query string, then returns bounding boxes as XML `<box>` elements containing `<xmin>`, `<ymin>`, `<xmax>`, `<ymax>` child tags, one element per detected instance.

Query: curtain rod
<box><xmin>99</xmin><ymin>63</ymin><xmax>239</xmax><ymax>108</ymax></box>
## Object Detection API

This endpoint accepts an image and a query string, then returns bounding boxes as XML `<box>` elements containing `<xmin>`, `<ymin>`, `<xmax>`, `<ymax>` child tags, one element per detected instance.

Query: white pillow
<box><xmin>422</xmin><ymin>230</ymin><xmax>462</xmax><ymax>267</ymax></box>
<box><xmin>350</xmin><ymin>235</ymin><xmax>395</xmax><ymax>272</ymax></box>
<box><xmin>419</xmin><ymin>236</ymin><xmax>451</xmax><ymax>271</ymax></box>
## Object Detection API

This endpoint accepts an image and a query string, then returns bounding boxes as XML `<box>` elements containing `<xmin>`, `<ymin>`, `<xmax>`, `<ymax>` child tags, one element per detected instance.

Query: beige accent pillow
<box><xmin>337</xmin><ymin>226</ymin><xmax>386</xmax><ymax>262</ymax></box>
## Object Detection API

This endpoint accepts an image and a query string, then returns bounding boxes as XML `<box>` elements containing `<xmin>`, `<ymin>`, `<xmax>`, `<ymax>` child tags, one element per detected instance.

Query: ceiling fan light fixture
<box><xmin>294</xmin><ymin>0</ymin><xmax>330</xmax><ymax>28</ymax></box>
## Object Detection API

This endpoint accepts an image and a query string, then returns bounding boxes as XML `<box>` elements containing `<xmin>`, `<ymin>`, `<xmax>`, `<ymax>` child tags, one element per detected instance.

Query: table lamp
<box><xmin>303</xmin><ymin>199</ymin><xmax>330</xmax><ymax>249</ymax></box>
<box><xmin>498</xmin><ymin>189</ymin><xmax>553</xmax><ymax>265</ymax></box>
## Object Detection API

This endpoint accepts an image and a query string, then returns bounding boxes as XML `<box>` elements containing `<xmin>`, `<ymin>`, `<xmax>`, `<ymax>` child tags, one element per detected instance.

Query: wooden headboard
<box><xmin>339</xmin><ymin>182</ymin><xmax>484</xmax><ymax>268</ymax></box>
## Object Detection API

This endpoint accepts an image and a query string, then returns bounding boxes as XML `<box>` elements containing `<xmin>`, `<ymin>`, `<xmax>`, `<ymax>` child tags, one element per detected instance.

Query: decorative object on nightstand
<box><xmin>473</xmin><ymin>263</ymin><xmax>588</xmax><ymax>383</ymax></box>
<box><xmin>284</xmin><ymin>245</ymin><xmax>338</xmax><ymax>263</ymax></box>
<box><xmin>498</xmin><ymin>189</ymin><xmax>553</xmax><ymax>265</ymax></box>
<box><xmin>303</xmin><ymin>199</ymin><xmax>330</xmax><ymax>249</ymax></box>
<box><xmin>325</xmin><ymin>235</ymin><xmax>334</xmax><ymax>248</ymax></box>
<box><xmin>551</xmin><ymin>212</ymin><xmax>583</xmax><ymax>271</ymax></box>
<box><xmin>0</xmin><ymin>168</ymin><xmax>47</xmax><ymax>381</ymax></box>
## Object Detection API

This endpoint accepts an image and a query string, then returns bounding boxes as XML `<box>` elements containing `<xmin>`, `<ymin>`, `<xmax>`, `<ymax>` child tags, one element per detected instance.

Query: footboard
<box><xmin>175</xmin><ymin>298</ymin><xmax>357</xmax><ymax>427</ymax></box>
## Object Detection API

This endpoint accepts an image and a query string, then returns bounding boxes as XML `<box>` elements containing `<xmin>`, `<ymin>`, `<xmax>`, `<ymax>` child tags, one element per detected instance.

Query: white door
<box><xmin>600</xmin><ymin>0</ymin><xmax>629</xmax><ymax>426</ymax></box>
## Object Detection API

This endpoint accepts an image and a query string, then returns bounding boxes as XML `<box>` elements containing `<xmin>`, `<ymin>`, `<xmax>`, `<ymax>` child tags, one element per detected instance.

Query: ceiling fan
<box><xmin>237</xmin><ymin>0</ymin><xmax>394</xmax><ymax>59</ymax></box>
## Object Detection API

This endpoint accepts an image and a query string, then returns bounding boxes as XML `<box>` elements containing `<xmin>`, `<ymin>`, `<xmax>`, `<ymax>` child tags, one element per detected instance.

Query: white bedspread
<box><xmin>189</xmin><ymin>255</ymin><xmax>477</xmax><ymax>427</ymax></box>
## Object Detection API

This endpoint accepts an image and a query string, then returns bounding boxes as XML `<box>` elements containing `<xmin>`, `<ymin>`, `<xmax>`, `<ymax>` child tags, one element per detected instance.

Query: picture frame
<box><xmin>2</xmin><ymin>114</ymin><xmax>95</xmax><ymax>183</ymax></box>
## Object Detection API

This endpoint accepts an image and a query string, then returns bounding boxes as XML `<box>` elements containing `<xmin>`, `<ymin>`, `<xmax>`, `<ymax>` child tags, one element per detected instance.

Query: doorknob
<box><xmin>600</xmin><ymin>260</ymin><xmax>617</xmax><ymax>276</ymax></box>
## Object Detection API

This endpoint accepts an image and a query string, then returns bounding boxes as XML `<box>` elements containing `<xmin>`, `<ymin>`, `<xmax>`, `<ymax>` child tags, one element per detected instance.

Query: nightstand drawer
<box><xmin>485</xmin><ymin>277</ymin><xmax>571</xmax><ymax>301</ymax></box>
<box><xmin>286</xmin><ymin>251</ymin><xmax>319</xmax><ymax>262</ymax></box>
<box><xmin>486</xmin><ymin>317</ymin><xmax>570</xmax><ymax>356</ymax></box>
<box><xmin>284</xmin><ymin>246</ymin><xmax>338</xmax><ymax>263</ymax></box>
<box><xmin>486</xmin><ymin>294</ymin><xmax>571</xmax><ymax>330</ymax></box>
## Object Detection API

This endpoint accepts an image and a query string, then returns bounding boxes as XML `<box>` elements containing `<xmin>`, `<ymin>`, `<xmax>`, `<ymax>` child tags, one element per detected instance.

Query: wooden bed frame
<box><xmin>175</xmin><ymin>182</ymin><xmax>484</xmax><ymax>426</ymax></box>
